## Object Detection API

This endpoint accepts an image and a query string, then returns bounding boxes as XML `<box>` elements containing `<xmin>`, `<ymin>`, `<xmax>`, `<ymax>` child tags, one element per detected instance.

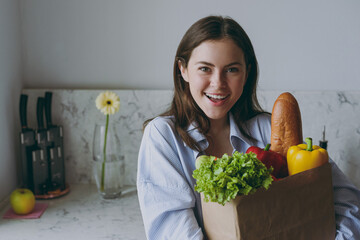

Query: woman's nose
<box><xmin>210</xmin><ymin>71</ymin><xmax>225</xmax><ymax>88</ymax></box>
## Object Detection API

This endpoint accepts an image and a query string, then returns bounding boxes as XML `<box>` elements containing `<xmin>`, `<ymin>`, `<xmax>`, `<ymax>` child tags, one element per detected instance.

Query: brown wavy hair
<box><xmin>144</xmin><ymin>15</ymin><xmax>267</xmax><ymax>151</ymax></box>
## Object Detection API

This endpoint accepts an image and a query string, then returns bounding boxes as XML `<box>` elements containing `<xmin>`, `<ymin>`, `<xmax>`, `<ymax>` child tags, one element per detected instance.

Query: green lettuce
<box><xmin>193</xmin><ymin>151</ymin><xmax>273</xmax><ymax>205</ymax></box>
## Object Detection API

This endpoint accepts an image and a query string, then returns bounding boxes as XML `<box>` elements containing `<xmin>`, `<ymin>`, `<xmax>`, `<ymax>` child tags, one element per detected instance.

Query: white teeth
<box><xmin>205</xmin><ymin>93</ymin><xmax>227</xmax><ymax>99</ymax></box>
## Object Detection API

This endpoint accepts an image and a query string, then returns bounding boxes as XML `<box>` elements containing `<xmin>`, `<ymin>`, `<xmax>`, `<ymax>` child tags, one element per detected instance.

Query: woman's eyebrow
<box><xmin>195</xmin><ymin>61</ymin><xmax>214</xmax><ymax>66</ymax></box>
<box><xmin>195</xmin><ymin>61</ymin><xmax>244</xmax><ymax>67</ymax></box>
<box><xmin>225</xmin><ymin>62</ymin><xmax>244</xmax><ymax>67</ymax></box>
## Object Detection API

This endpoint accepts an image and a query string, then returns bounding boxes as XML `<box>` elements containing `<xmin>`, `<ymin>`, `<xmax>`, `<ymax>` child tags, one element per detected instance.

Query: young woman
<box><xmin>137</xmin><ymin>15</ymin><xmax>360</xmax><ymax>239</ymax></box>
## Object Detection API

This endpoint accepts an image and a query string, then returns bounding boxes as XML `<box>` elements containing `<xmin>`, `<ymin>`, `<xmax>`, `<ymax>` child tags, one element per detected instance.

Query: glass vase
<box><xmin>93</xmin><ymin>123</ymin><xmax>124</xmax><ymax>199</ymax></box>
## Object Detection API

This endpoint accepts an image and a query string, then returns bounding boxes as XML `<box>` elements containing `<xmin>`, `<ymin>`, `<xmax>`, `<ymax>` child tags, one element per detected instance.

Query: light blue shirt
<box><xmin>137</xmin><ymin>113</ymin><xmax>360</xmax><ymax>240</ymax></box>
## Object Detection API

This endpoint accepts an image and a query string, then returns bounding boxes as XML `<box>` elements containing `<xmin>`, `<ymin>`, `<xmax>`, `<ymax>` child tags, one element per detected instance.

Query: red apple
<box><xmin>10</xmin><ymin>188</ymin><xmax>36</xmax><ymax>215</ymax></box>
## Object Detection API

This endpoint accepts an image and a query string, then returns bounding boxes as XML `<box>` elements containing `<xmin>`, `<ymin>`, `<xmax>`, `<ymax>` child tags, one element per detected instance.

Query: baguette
<box><xmin>270</xmin><ymin>92</ymin><xmax>303</xmax><ymax>157</ymax></box>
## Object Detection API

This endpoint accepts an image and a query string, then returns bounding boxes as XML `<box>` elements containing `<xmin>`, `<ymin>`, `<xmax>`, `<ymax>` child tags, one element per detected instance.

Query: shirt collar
<box><xmin>185</xmin><ymin>121</ymin><xmax>207</xmax><ymax>159</ymax></box>
<box><xmin>228</xmin><ymin>112</ymin><xmax>255</xmax><ymax>150</ymax></box>
<box><xmin>185</xmin><ymin>113</ymin><xmax>254</xmax><ymax>157</ymax></box>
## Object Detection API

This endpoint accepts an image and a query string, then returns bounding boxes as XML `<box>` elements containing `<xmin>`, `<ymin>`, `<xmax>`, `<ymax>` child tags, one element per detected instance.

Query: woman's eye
<box><xmin>226</xmin><ymin>68</ymin><xmax>239</xmax><ymax>73</ymax></box>
<box><xmin>199</xmin><ymin>67</ymin><xmax>210</xmax><ymax>72</ymax></box>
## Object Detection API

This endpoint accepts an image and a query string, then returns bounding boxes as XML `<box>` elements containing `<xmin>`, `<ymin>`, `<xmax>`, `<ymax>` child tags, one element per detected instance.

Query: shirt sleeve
<box><xmin>137</xmin><ymin>119</ymin><xmax>204</xmax><ymax>240</ymax></box>
<box><xmin>330</xmin><ymin>159</ymin><xmax>360</xmax><ymax>240</ymax></box>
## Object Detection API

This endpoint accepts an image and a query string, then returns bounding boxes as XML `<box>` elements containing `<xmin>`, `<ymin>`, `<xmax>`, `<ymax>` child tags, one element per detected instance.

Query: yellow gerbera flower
<box><xmin>95</xmin><ymin>91</ymin><xmax>120</xmax><ymax>115</ymax></box>
<box><xmin>94</xmin><ymin>91</ymin><xmax>120</xmax><ymax>192</ymax></box>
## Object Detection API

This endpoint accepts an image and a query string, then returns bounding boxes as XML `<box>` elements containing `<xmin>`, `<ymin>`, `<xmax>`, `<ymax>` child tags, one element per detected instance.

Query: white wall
<box><xmin>0</xmin><ymin>0</ymin><xmax>22</xmax><ymax>202</ymax></box>
<box><xmin>20</xmin><ymin>0</ymin><xmax>360</xmax><ymax>90</ymax></box>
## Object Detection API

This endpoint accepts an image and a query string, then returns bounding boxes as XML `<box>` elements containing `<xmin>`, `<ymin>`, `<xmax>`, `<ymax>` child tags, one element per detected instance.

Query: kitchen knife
<box><xmin>31</xmin><ymin>148</ymin><xmax>49</xmax><ymax>195</ymax></box>
<box><xmin>33</xmin><ymin>97</ymin><xmax>50</xmax><ymax>195</ymax></box>
<box><xmin>19</xmin><ymin>94</ymin><xmax>28</xmax><ymax>132</ymax></box>
<box><xmin>37</xmin><ymin>97</ymin><xmax>45</xmax><ymax>130</ymax></box>
<box><xmin>19</xmin><ymin>94</ymin><xmax>36</xmax><ymax>189</ymax></box>
<box><xmin>44</xmin><ymin>91</ymin><xmax>53</xmax><ymax>128</ymax></box>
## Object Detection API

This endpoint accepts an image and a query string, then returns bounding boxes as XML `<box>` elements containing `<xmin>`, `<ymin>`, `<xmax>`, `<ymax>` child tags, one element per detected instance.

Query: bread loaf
<box><xmin>270</xmin><ymin>92</ymin><xmax>303</xmax><ymax>157</ymax></box>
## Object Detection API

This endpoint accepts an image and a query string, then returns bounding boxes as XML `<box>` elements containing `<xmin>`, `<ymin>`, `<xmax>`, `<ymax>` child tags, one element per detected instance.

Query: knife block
<box><xmin>19</xmin><ymin>93</ymin><xmax>68</xmax><ymax>198</ymax></box>
<box><xmin>19</xmin><ymin>126</ymin><xmax>67</xmax><ymax>196</ymax></box>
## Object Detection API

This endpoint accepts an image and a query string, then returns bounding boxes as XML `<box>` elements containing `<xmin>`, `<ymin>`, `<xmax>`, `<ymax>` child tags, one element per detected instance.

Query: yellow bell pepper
<box><xmin>287</xmin><ymin>137</ymin><xmax>329</xmax><ymax>176</ymax></box>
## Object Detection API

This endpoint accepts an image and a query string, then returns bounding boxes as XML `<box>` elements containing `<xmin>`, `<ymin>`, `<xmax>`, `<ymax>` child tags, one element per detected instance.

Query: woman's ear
<box><xmin>178</xmin><ymin>60</ymin><xmax>189</xmax><ymax>82</ymax></box>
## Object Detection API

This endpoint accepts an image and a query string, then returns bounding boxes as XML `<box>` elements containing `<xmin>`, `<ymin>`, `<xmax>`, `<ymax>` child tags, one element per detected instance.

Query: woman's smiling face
<box><xmin>179</xmin><ymin>38</ymin><xmax>248</xmax><ymax>121</ymax></box>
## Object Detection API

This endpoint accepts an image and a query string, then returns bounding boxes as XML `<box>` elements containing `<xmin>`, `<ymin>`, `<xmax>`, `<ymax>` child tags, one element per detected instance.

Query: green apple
<box><xmin>10</xmin><ymin>188</ymin><xmax>36</xmax><ymax>215</ymax></box>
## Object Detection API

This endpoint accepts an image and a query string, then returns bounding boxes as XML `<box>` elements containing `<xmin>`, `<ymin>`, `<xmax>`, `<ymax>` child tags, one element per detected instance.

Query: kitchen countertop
<box><xmin>0</xmin><ymin>184</ymin><xmax>146</xmax><ymax>240</ymax></box>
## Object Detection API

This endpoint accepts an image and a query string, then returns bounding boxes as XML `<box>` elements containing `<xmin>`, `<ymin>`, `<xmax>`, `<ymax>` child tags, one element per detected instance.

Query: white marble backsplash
<box><xmin>22</xmin><ymin>89</ymin><xmax>360</xmax><ymax>188</ymax></box>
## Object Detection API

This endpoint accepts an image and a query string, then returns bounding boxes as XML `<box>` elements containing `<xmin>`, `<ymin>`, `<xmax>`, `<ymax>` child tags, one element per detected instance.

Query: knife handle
<box><xmin>19</xmin><ymin>94</ymin><xmax>28</xmax><ymax>130</ymax></box>
<box><xmin>44</xmin><ymin>92</ymin><xmax>52</xmax><ymax>128</ymax></box>
<box><xmin>37</xmin><ymin>97</ymin><xmax>45</xmax><ymax>130</ymax></box>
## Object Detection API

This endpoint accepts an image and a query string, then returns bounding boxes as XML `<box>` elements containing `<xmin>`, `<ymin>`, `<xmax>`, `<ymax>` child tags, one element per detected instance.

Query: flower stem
<box><xmin>100</xmin><ymin>114</ymin><xmax>109</xmax><ymax>191</ymax></box>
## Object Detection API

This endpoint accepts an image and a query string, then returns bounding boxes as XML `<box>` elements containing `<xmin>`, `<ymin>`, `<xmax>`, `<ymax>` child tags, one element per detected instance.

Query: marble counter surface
<box><xmin>0</xmin><ymin>184</ymin><xmax>146</xmax><ymax>240</ymax></box>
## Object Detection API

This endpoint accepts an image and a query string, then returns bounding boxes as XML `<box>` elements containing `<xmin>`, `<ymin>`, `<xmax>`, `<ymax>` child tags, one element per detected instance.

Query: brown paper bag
<box><xmin>201</xmin><ymin>162</ymin><xmax>336</xmax><ymax>240</ymax></box>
